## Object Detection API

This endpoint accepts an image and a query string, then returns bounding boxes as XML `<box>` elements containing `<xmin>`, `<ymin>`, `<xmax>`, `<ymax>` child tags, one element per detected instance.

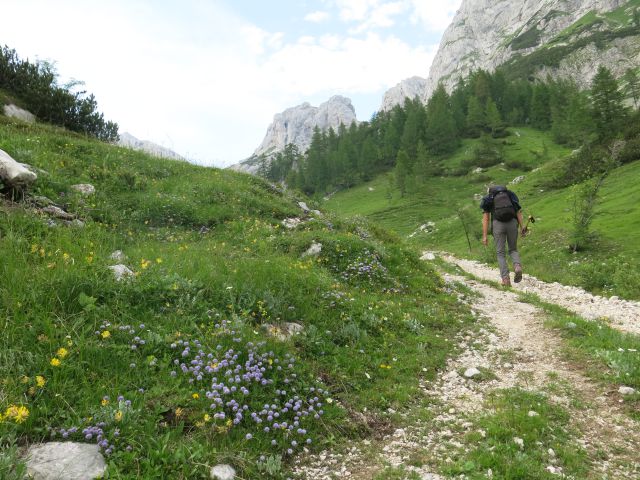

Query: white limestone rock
<box><xmin>231</xmin><ymin>96</ymin><xmax>357</xmax><ymax>174</ymax></box>
<box><xmin>109</xmin><ymin>264</ymin><xmax>135</xmax><ymax>282</ymax></box>
<box><xmin>463</xmin><ymin>367</ymin><xmax>482</xmax><ymax>379</ymax></box>
<box><xmin>282</xmin><ymin>217</ymin><xmax>303</xmax><ymax>229</ymax></box>
<box><xmin>619</xmin><ymin>386</ymin><xmax>636</xmax><ymax>396</ymax></box>
<box><xmin>3</xmin><ymin>104</ymin><xmax>36</xmax><ymax>123</ymax></box>
<box><xmin>421</xmin><ymin>252</ymin><xmax>436</xmax><ymax>261</ymax></box>
<box><xmin>41</xmin><ymin>206</ymin><xmax>75</xmax><ymax>220</ymax></box>
<box><xmin>302</xmin><ymin>242</ymin><xmax>322</xmax><ymax>257</ymax></box>
<box><xmin>71</xmin><ymin>184</ymin><xmax>95</xmax><ymax>196</ymax></box>
<box><xmin>25</xmin><ymin>442</ymin><xmax>106</xmax><ymax>480</ymax></box>
<box><xmin>263</xmin><ymin>322</ymin><xmax>304</xmax><ymax>341</ymax></box>
<box><xmin>0</xmin><ymin>148</ymin><xmax>37</xmax><ymax>187</ymax></box>
<box><xmin>117</xmin><ymin>132</ymin><xmax>185</xmax><ymax>161</ymax></box>
<box><xmin>380</xmin><ymin>76</ymin><xmax>427</xmax><ymax>112</ymax></box>
<box><xmin>210</xmin><ymin>464</ymin><xmax>236</xmax><ymax>480</ymax></box>
<box><xmin>110</xmin><ymin>250</ymin><xmax>127</xmax><ymax>262</ymax></box>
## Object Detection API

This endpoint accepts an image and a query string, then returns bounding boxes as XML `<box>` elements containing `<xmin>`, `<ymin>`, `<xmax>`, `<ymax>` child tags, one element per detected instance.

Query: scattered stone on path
<box><xmin>25</xmin><ymin>442</ymin><xmax>106</xmax><ymax>480</ymax></box>
<box><xmin>566</xmin><ymin>322</ymin><xmax>577</xmax><ymax>329</ymax></box>
<box><xmin>421</xmin><ymin>251</ymin><xmax>436</xmax><ymax>261</ymax></box>
<box><xmin>109</xmin><ymin>264</ymin><xmax>134</xmax><ymax>282</ymax></box>
<box><xmin>513</xmin><ymin>437</ymin><xmax>524</xmax><ymax>449</ymax></box>
<box><xmin>463</xmin><ymin>367</ymin><xmax>481</xmax><ymax>379</ymax></box>
<box><xmin>0</xmin><ymin>148</ymin><xmax>37</xmax><ymax>187</ymax></box>
<box><xmin>619</xmin><ymin>386</ymin><xmax>636</xmax><ymax>396</ymax></box>
<box><xmin>302</xmin><ymin>242</ymin><xmax>322</xmax><ymax>257</ymax></box>
<box><xmin>71</xmin><ymin>184</ymin><xmax>95</xmax><ymax>196</ymax></box>
<box><xmin>210</xmin><ymin>464</ymin><xmax>235</xmax><ymax>480</ymax></box>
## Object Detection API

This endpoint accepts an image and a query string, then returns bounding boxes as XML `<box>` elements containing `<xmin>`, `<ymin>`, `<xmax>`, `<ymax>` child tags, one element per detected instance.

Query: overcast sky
<box><xmin>3</xmin><ymin>0</ymin><xmax>462</xmax><ymax>167</ymax></box>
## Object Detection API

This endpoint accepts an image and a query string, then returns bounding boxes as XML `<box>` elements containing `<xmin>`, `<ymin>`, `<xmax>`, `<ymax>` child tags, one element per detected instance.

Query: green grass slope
<box><xmin>0</xmin><ymin>116</ymin><xmax>470</xmax><ymax>478</ymax></box>
<box><xmin>325</xmin><ymin>128</ymin><xmax>640</xmax><ymax>300</ymax></box>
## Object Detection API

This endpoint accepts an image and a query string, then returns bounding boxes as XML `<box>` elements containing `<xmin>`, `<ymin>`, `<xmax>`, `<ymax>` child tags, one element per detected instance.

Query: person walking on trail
<box><xmin>480</xmin><ymin>185</ymin><xmax>527</xmax><ymax>287</ymax></box>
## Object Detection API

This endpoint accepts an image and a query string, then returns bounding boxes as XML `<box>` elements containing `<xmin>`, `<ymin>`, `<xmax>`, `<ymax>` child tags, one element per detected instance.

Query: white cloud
<box><xmin>409</xmin><ymin>0</ymin><xmax>462</xmax><ymax>32</ymax></box>
<box><xmin>304</xmin><ymin>10</ymin><xmax>330</xmax><ymax>23</ymax></box>
<box><xmin>1</xmin><ymin>0</ymin><xmax>449</xmax><ymax>166</ymax></box>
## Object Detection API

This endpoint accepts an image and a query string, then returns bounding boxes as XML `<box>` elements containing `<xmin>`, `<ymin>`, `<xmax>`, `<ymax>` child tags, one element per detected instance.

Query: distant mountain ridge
<box><xmin>383</xmin><ymin>0</ymin><xmax>639</xmax><ymax>110</ymax></box>
<box><xmin>230</xmin><ymin>96</ymin><xmax>357</xmax><ymax>174</ymax></box>
<box><xmin>117</xmin><ymin>132</ymin><xmax>185</xmax><ymax>161</ymax></box>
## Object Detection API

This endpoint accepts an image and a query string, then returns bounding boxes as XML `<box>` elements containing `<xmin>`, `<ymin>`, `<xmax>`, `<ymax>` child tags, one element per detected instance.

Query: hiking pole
<box><xmin>522</xmin><ymin>215</ymin><xmax>535</xmax><ymax>236</ymax></box>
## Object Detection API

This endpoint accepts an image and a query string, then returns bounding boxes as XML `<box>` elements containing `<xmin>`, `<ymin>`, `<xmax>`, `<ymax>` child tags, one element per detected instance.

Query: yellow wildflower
<box><xmin>35</xmin><ymin>376</ymin><xmax>46</xmax><ymax>388</ymax></box>
<box><xmin>4</xmin><ymin>405</ymin><xmax>29</xmax><ymax>423</ymax></box>
<box><xmin>114</xmin><ymin>410</ymin><xmax>123</xmax><ymax>422</ymax></box>
<box><xmin>192</xmin><ymin>393</ymin><xmax>200</xmax><ymax>400</ymax></box>
<box><xmin>155</xmin><ymin>258</ymin><xmax>163</xmax><ymax>264</ymax></box>
<box><xmin>50</xmin><ymin>358</ymin><xmax>61</xmax><ymax>367</ymax></box>
<box><xmin>175</xmin><ymin>407</ymin><xmax>184</xmax><ymax>418</ymax></box>
<box><xmin>20</xmin><ymin>376</ymin><xmax>30</xmax><ymax>384</ymax></box>
<box><xmin>203</xmin><ymin>414</ymin><xmax>211</xmax><ymax>423</ymax></box>
<box><xmin>56</xmin><ymin>347</ymin><xmax>69</xmax><ymax>359</ymax></box>
<box><xmin>101</xmin><ymin>331</ymin><xmax>111</xmax><ymax>339</ymax></box>
<box><xmin>101</xmin><ymin>398</ymin><xmax>110</xmax><ymax>406</ymax></box>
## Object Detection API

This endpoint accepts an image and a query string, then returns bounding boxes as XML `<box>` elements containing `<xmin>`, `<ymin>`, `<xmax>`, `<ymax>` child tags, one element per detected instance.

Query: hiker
<box><xmin>480</xmin><ymin>185</ymin><xmax>527</xmax><ymax>287</ymax></box>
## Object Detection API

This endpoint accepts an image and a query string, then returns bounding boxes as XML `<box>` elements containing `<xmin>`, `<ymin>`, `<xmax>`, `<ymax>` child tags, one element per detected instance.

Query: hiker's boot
<box><xmin>514</xmin><ymin>263</ymin><xmax>523</xmax><ymax>283</ymax></box>
<box><xmin>501</xmin><ymin>276</ymin><xmax>512</xmax><ymax>287</ymax></box>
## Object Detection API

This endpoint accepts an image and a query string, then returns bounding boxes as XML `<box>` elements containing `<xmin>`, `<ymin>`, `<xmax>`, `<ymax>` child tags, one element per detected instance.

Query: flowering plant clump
<box><xmin>54</xmin><ymin>395</ymin><xmax>137</xmax><ymax>456</ymax></box>
<box><xmin>2</xmin><ymin>405</ymin><xmax>30</xmax><ymax>424</ymax></box>
<box><xmin>339</xmin><ymin>250</ymin><xmax>389</xmax><ymax>284</ymax></box>
<box><xmin>169</xmin><ymin>319</ymin><xmax>330</xmax><ymax>457</ymax></box>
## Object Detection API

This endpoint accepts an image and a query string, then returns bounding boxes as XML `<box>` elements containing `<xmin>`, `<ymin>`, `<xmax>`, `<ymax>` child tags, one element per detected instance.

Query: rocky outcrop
<box><xmin>117</xmin><ymin>132</ymin><xmax>185</xmax><ymax>161</ymax></box>
<box><xmin>231</xmin><ymin>96</ymin><xmax>357</xmax><ymax>174</ymax></box>
<box><xmin>422</xmin><ymin>0</ymin><xmax>634</xmax><ymax>101</ymax></box>
<box><xmin>380</xmin><ymin>76</ymin><xmax>427</xmax><ymax>111</ymax></box>
<box><xmin>0</xmin><ymin>148</ymin><xmax>37</xmax><ymax>187</ymax></box>
<box><xmin>2</xmin><ymin>104</ymin><xmax>36</xmax><ymax>123</ymax></box>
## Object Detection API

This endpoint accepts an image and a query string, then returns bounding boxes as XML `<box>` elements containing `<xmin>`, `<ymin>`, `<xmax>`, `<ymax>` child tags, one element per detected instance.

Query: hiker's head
<box><xmin>488</xmin><ymin>185</ymin><xmax>507</xmax><ymax>195</ymax></box>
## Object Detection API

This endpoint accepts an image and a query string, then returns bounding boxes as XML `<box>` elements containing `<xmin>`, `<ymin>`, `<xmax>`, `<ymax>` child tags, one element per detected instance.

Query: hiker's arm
<box><xmin>517</xmin><ymin>210</ymin><xmax>526</xmax><ymax>236</ymax></box>
<box><xmin>482</xmin><ymin>212</ymin><xmax>490</xmax><ymax>245</ymax></box>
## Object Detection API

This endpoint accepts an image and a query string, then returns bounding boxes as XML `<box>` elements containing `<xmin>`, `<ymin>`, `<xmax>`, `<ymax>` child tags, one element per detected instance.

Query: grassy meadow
<box><xmin>325</xmin><ymin>127</ymin><xmax>640</xmax><ymax>300</ymax></box>
<box><xmin>0</xmin><ymin>115</ymin><xmax>473</xmax><ymax>478</ymax></box>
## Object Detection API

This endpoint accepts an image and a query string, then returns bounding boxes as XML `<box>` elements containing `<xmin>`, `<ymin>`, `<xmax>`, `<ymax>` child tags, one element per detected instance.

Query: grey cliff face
<box><xmin>423</xmin><ymin>0</ymin><xmax>633</xmax><ymax>101</ymax></box>
<box><xmin>380</xmin><ymin>76</ymin><xmax>428</xmax><ymax>111</ymax></box>
<box><xmin>232</xmin><ymin>96</ymin><xmax>357</xmax><ymax>173</ymax></box>
<box><xmin>254</xmin><ymin>95</ymin><xmax>357</xmax><ymax>158</ymax></box>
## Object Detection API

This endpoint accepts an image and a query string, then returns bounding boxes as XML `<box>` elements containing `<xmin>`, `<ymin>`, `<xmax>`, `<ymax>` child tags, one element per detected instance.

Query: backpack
<box><xmin>490</xmin><ymin>186</ymin><xmax>516</xmax><ymax>222</ymax></box>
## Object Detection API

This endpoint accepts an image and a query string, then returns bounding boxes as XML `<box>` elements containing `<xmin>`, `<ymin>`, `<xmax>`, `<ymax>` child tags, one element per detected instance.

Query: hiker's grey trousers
<box><xmin>493</xmin><ymin>218</ymin><xmax>521</xmax><ymax>279</ymax></box>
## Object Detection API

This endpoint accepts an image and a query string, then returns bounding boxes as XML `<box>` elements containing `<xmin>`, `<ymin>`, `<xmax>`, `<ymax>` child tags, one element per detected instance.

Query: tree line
<box><xmin>260</xmin><ymin>66</ymin><xmax>640</xmax><ymax>196</ymax></box>
<box><xmin>0</xmin><ymin>45</ymin><xmax>118</xmax><ymax>141</ymax></box>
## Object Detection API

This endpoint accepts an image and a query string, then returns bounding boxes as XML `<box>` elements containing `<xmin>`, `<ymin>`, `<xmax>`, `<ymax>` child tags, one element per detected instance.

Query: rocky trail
<box><xmin>294</xmin><ymin>255</ymin><xmax>640</xmax><ymax>479</ymax></box>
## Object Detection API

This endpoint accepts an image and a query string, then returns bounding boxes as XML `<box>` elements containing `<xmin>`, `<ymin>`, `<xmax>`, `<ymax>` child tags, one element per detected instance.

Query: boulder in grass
<box><xmin>302</xmin><ymin>242</ymin><xmax>322</xmax><ymax>258</ymax></box>
<box><xmin>210</xmin><ymin>464</ymin><xmax>236</xmax><ymax>480</ymax></box>
<box><xmin>0</xmin><ymin>148</ymin><xmax>37</xmax><ymax>187</ymax></box>
<box><xmin>3</xmin><ymin>104</ymin><xmax>36</xmax><ymax>123</ymax></box>
<box><xmin>109</xmin><ymin>264</ymin><xmax>135</xmax><ymax>281</ymax></box>
<box><xmin>25</xmin><ymin>442</ymin><xmax>106</xmax><ymax>480</ymax></box>
<box><xmin>619</xmin><ymin>386</ymin><xmax>636</xmax><ymax>396</ymax></box>
<box><xmin>71</xmin><ymin>184</ymin><xmax>96</xmax><ymax>196</ymax></box>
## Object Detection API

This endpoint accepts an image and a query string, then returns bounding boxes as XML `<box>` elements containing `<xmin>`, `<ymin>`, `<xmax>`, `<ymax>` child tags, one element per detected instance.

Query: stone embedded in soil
<box><xmin>463</xmin><ymin>367</ymin><xmax>482</xmax><ymax>378</ymax></box>
<box><xmin>618</xmin><ymin>386</ymin><xmax>636</xmax><ymax>396</ymax></box>
<box><xmin>25</xmin><ymin>442</ymin><xmax>106</xmax><ymax>480</ymax></box>
<box><xmin>210</xmin><ymin>464</ymin><xmax>236</xmax><ymax>480</ymax></box>
<box><xmin>109</xmin><ymin>264</ymin><xmax>135</xmax><ymax>281</ymax></box>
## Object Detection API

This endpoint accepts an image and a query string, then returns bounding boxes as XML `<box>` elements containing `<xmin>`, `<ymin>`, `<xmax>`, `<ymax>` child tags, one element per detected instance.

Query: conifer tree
<box><xmin>466</xmin><ymin>96</ymin><xmax>486</xmax><ymax>137</ymax></box>
<box><xmin>591</xmin><ymin>66</ymin><xmax>626</xmax><ymax>141</ymax></box>
<box><xmin>486</xmin><ymin>99</ymin><xmax>504</xmax><ymax>138</ymax></box>
<box><xmin>530</xmin><ymin>83</ymin><xmax>551</xmax><ymax>130</ymax></box>
<box><xmin>426</xmin><ymin>84</ymin><xmax>459</xmax><ymax>154</ymax></box>
<box><xmin>623</xmin><ymin>68</ymin><xmax>640</xmax><ymax>109</ymax></box>
<box><xmin>395</xmin><ymin>149</ymin><xmax>411</xmax><ymax>197</ymax></box>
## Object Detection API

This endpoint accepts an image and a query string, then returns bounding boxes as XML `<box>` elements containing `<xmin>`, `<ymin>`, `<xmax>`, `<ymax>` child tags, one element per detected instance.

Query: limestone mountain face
<box><xmin>380</xmin><ymin>76</ymin><xmax>428</xmax><ymax>111</ymax></box>
<box><xmin>382</xmin><ymin>0</ymin><xmax>639</xmax><ymax>106</ymax></box>
<box><xmin>117</xmin><ymin>132</ymin><xmax>185</xmax><ymax>161</ymax></box>
<box><xmin>231</xmin><ymin>96</ymin><xmax>357</xmax><ymax>173</ymax></box>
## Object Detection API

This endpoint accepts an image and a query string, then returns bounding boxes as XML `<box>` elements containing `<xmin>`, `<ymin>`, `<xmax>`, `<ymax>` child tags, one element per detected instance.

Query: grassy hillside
<box><xmin>325</xmin><ymin>128</ymin><xmax>640</xmax><ymax>300</ymax></box>
<box><xmin>0</xmin><ymin>115</ymin><xmax>471</xmax><ymax>478</ymax></box>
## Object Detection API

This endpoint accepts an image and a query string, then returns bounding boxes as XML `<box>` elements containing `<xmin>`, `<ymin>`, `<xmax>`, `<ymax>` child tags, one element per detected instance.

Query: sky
<box><xmin>3</xmin><ymin>0</ymin><xmax>462</xmax><ymax>167</ymax></box>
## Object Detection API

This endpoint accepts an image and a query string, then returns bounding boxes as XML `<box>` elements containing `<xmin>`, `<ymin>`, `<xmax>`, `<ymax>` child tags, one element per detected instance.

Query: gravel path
<box><xmin>292</xmin><ymin>256</ymin><xmax>640</xmax><ymax>479</ymax></box>
<box><xmin>438</xmin><ymin>253</ymin><xmax>640</xmax><ymax>336</ymax></box>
